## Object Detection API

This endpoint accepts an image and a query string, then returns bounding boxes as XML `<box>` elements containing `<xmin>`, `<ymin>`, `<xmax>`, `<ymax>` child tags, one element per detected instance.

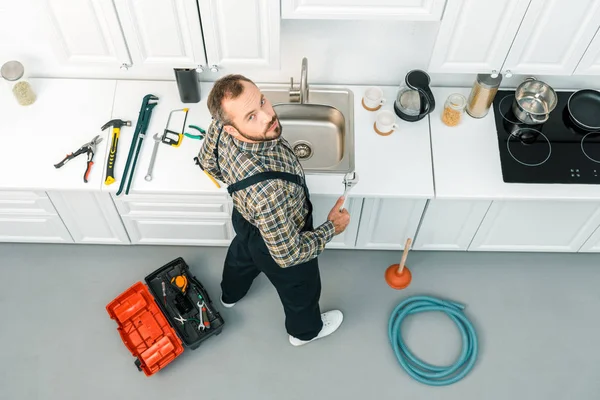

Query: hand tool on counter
<box><xmin>193</xmin><ymin>156</ymin><xmax>221</xmax><ymax>188</ymax></box>
<box><xmin>54</xmin><ymin>135</ymin><xmax>103</xmax><ymax>183</ymax></box>
<box><xmin>101</xmin><ymin>118</ymin><xmax>132</xmax><ymax>186</ymax></box>
<box><xmin>144</xmin><ymin>133</ymin><xmax>163</xmax><ymax>182</ymax></box>
<box><xmin>184</xmin><ymin>124</ymin><xmax>205</xmax><ymax>140</ymax></box>
<box><xmin>340</xmin><ymin>172</ymin><xmax>359</xmax><ymax>211</ymax></box>
<box><xmin>116</xmin><ymin>94</ymin><xmax>159</xmax><ymax>196</ymax></box>
<box><xmin>161</xmin><ymin>108</ymin><xmax>189</xmax><ymax>147</ymax></box>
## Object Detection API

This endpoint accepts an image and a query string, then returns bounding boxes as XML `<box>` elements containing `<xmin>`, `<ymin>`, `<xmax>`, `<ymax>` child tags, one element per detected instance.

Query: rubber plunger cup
<box><xmin>385</xmin><ymin>238</ymin><xmax>412</xmax><ymax>289</ymax></box>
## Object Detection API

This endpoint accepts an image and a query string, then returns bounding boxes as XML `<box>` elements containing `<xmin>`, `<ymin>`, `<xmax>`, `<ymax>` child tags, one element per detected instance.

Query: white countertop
<box><xmin>0</xmin><ymin>78</ymin><xmax>114</xmax><ymax>191</ymax></box>
<box><xmin>103</xmin><ymin>80</ymin><xmax>435</xmax><ymax>199</ymax></box>
<box><xmin>430</xmin><ymin>87</ymin><xmax>600</xmax><ymax>201</ymax></box>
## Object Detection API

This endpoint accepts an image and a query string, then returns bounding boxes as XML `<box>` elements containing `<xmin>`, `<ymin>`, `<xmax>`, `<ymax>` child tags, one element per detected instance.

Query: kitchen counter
<box><xmin>430</xmin><ymin>87</ymin><xmax>600</xmax><ymax>201</ymax></box>
<box><xmin>0</xmin><ymin>78</ymin><xmax>114</xmax><ymax>191</ymax></box>
<box><xmin>103</xmin><ymin>80</ymin><xmax>435</xmax><ymax>198</ymax></box>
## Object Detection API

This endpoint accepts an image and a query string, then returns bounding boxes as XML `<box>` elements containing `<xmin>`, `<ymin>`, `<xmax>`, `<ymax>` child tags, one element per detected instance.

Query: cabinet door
<box><xmin>39</xmin><ymin>0</ymin><xmax>132</xmax><ymax>67</ymax></box>
<box><xmin>122</xmin><ymin>215</ymin><xmax>233</xmax><ymax>246</ymax></box>
<box><xmin>0</xmin><ymin>214</ymin><xmax>72</xmax><ymax>243</ymax></box>
<box><xmin>48</xmin><ymin>191</ymin><xmax>130</xmax><ymax>244</ymax></box>
<box><xmin>501</xmin><ymin>0</ymin><xmax>600</xmax><ymax>76</ymax></box>
<box><xmin>310</xmin><ymin>195</ymin><xmax>362</xmax><ymax>249</ymax></box>
<box><xmin>197</xmin><ymin>0</ymin><xmax>280</xmax><ymax>70</ymax></box>
<box><xmin>413</xmin><ymin>200</ymin><xmax>491</xmax><ymax>251</ymax></box>
<box><xmin>428</xmin><ymin>0</ymin><xmax>530</xmax><ymax>74</ymax></box>
<box><xmin>114</xmin><ymin>0</ymin><xmax>207</xmax><ymax>71</ymax></box>
<box><xmin>281</xmin><ymin>0</ymin><xmax>446</xmax><ymax>20</ymax></box>
<box><xmin>469</xmin><ymin>201</ymin><xmax>600</xmax><ymax>252</ymax></box>
<box><xmin>579</xmin><ymin>226</ymin><xmax>600</xmax><ymax>252</ymax></box>
<box><xmin>574</xmin><ymin>28</ymin><xmax>600</xmax><ymax>75</ymax></box>
<box><xmin>356</xmin><ymin>198</ymin><xmax>426</xmax><ymax>250</ymax></box>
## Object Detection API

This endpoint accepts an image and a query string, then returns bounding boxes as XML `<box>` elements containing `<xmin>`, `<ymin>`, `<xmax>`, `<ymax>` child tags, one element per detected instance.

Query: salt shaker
<box><xmin>1</xmin><ymin>60</ymin><xmax>36</xmax><ymax>106</ymax></box>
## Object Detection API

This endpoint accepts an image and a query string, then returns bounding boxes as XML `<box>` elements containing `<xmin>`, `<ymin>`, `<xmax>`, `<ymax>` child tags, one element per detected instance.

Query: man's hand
<box><xmin>328</xmin><ymin>197</ymin><xmax>351</xmax><ymax>235</ymax></box>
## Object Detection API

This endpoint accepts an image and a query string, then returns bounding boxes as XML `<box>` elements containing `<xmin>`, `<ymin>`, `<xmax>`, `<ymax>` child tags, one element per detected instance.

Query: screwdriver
<box><xmin>162</xmin><ymin>281</ymin><xmax>167</xmax><ymax>306</ymax></box>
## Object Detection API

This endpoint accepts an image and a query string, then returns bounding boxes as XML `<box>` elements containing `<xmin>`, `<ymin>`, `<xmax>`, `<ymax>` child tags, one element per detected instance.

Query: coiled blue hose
<box><xmin>388</xmin><ymin>295</ymin><xmax>478</xmax><ymax>386</ymax></box>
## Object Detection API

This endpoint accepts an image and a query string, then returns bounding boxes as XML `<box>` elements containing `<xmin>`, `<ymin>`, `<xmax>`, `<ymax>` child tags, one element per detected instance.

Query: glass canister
<box><xmin>466</xmin><ymin>73</ymin><xmax>502</xmax><ymax>118</ymax></box>
<box><xmin>1</xmin><ymin>60</ymin><xmax>36</xmax><ymax>106</ymax></box>
<box><xmin>441</xmin><ymin>93</ymin><xmax>467</xmax><ymax>127</ymax></box>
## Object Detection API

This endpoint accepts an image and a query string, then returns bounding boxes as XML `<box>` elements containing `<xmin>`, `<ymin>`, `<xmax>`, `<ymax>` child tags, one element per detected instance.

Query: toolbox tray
<box><xmin>144</xmin><ymin>257</ymin><xmax>225</xmax><ymax>350</ymax></box>
<box><xmin>106</xmin><ymin>257</ymin><xmax>224</xmax><ymax>376</ymax></box>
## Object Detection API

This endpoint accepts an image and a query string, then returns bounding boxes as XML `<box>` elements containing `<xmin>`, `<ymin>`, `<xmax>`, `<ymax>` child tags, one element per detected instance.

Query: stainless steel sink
<box><xmin>260</xmin><ymin>86</ymin><xmax>355</xmax><ymax>174</ymax></box>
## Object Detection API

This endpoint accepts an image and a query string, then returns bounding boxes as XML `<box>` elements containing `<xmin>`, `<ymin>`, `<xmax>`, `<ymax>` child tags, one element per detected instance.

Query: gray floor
<box><xmin>1</xmin><ymin>243</ymin><xmax>599</xmax><ymax>400</ymax></box>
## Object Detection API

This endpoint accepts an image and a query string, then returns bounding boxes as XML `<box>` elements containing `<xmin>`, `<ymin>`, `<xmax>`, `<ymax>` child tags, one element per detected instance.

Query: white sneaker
<box><xmin>289</xmin><ymin>310</ymin><xmax>344</xmax><ymax>347</ymax></box>
<box><xmin>220</xmin><ymin>295</ymin><xmax>235</xmax><ymax>308</ymax></box>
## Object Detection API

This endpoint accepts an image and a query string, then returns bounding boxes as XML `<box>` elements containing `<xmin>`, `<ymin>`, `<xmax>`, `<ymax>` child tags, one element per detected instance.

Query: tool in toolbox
<box><xmin>197</xmin><ymin>300</ymin><xmax>210</xmax><ymax>330</ymax></box>
<box><xmin>144</xmin><ymin>133</ymin><xmax>163</xmax><ymax>182</ymax></box>
<box><xmin>340</xmin><ymin>171</ymin><xmax>359</xmax><ymax>211</ymax></box>
<box><xmin>101</xmin><ymin>118</ymin><xmax>132</xmax><ymax>186</ymax></box>
<box><xmin>106</xmin><ymin>257</ymin><xmax>225</xmax><ymax>377</ymax></box>
<box><xmin>161</xmin><ymin>108</ymin><xmax>189</xmax><ymax>147</ymax></box>
<box><xmin>116</xmin><ymin>94</ymin><xmax>159</xmax><ymax>196</ymax></box>
<box><xmin>54</xmin><ymin>135</ymin><xmax>103</xmax><ymax>183</ymax></box>
<box><xmin>171</xmin><ymin>274</ymin><xmax>188</xmax><ymax>294</ymax></box>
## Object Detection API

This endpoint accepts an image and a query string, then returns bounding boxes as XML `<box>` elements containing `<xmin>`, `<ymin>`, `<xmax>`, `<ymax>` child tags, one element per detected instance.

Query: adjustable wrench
<box><xmin>144</xmin><ymin>133</ymin><xmax>162</xmax><ymax>181</ymax></box>
<box><xmin>340</xmin><ymin>172</ymin><xmax>359</xmax><ymax>211</ymax></box>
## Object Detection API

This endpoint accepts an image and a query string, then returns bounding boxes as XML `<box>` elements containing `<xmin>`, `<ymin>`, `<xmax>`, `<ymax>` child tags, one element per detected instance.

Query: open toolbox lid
<box><xmin>106</xmin><ymin>281</ymin><xmax>184</xmax><ymax>376</ymax></box>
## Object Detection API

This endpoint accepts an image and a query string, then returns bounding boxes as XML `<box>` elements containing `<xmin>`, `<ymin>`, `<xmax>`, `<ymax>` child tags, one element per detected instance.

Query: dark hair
<box><xmin>207</xmin><ymin>74</ymin><xmax>254</xmax><ymax>124</ymax></box>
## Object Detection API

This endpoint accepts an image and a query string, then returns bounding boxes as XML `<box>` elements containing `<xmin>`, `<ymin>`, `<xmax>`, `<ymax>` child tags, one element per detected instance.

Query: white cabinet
<box><xmin>413</xmin><ymin>200</ymin><xmax>491</xmax><ymax>251</ymax></box>
<box><xmin>574</xmin><ymin>28</ymin><xmax>600</xmax><ymax>75</ymax></box>
<box><xmin>310</xmin><ymin>195</ymin><xmax>362</xmax><ymax>249</ymax></box>
<box><xmin>579</xmin><ymin>226</ymin><xmax>600</xmax><ymax>252</ymax></box>
<box><xmin>47</xmin><ymin>191</ymin><xmax>129</xmax><ymax>244</ymax></box>
<box><xmin>112</xmin><ymin>193</ymin><xmax>233</xmax><ymax>246</ymax></box>
<box><xmin>501</xmin><ymin>0</ymin><xmax>600</xmax><ymax>76</ymax></box>
<box><xmin>469</xmin><ymin>201</ymin><xmax>600</xmax><ymax>252</ymax></box>
<box><xmin>282</xmin><ymin>0</ymin><xmax>446</xmax><ymax>20</ymax></box>
<box><xmin>113</xmin><ymin>0</ymin><xmax>207</xmax><ymax>71</ymax></box>
<box><xmin>355</xmin><ymin>198</ymin><xmax>426</xmax><ymax>250</ymax></box>
<box><xmin>428</xmin><ymin>0</ymin><xmax>530</xmax><ymax>74</ymax></box>
<box><xmin>0</xmin><ymin>191</ymin><xmax>72</xmax><ymax>243</ymax></box>
<box><xmin>198</xmin><ymin>0</ymin><xmax>280</xmax><ymax>70</ymax></box>
<box><xmin>39</xmin><ymin>0</ymin><xmax>132</xmax><ymax>68</ymax></box>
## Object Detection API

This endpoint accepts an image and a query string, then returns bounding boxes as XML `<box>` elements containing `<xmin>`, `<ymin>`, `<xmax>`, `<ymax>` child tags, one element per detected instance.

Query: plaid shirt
<box><xmin>197</xmin><ymin>121</ymin><xmax>335</xmax><ymax>268</ymax></box>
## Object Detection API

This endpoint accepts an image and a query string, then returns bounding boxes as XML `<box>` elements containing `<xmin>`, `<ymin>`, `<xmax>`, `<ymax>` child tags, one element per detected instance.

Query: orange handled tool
<box><xmin>54</xmin><ymin>135</ymin><xmax>103</xmax><ymax>183</ymax></box>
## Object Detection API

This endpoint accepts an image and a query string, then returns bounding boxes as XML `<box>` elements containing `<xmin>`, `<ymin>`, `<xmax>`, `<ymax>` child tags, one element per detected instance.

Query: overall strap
<box><xmin>227</xmin><ymin>171</ymin><xmax>304</xmax><ymax>195</ymax></box>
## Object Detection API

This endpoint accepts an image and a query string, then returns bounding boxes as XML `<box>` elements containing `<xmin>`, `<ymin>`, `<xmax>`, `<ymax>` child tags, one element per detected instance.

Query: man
<box><xmin>197</xmin><ymin>74</ymin><xmax>350</xmax><ymax>347</ymax></box>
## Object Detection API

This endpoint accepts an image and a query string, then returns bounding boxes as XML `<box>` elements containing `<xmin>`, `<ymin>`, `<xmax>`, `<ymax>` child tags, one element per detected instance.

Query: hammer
<box><xmin>101</xmin><ymin>118</ymin><xmax>131</xmax><ymax>185</ymax></box>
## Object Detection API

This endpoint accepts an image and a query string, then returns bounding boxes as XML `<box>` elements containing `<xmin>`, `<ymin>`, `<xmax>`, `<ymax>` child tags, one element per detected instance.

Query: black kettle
<box><xmin>394</xmin><ymin>70</ymin><xmax>436</xmax><ymax>122</ymax></box>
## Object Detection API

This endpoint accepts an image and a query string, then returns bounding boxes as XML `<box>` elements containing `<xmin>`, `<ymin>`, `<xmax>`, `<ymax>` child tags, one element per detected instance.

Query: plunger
<box><xmin>385</xmin><ymin>238</ymin><xmax>412</xmax><ymax>289</ymax></box>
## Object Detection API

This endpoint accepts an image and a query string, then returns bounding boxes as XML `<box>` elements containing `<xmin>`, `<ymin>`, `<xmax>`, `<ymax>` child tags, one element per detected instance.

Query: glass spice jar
<box><xmin>466</xmin><ymin>73</ymin><xmax>502</xmax><ymax>118</ymax></box>
<box><xmin>441</xmin><ymin>93</ymin><xmax>467</xmax><ymax>127</ymax></box>
<box><xmin>1</xmin><ymin>60</ymin><xmax>36</xmax><ymax>106</ymax></box>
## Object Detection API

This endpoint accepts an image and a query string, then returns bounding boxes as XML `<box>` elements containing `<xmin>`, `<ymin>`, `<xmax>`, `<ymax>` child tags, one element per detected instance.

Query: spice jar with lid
<box><xmin>441</xmin><ymin>93</ymin><xmax>467</xmax><ymax>127</ymax></box>
<box><xmin>466</xmin><ymin>73</ymin><xmax>502</xmax><ymax>118</ymax></box>
<box><xmin>1</xmin><ymin>60</ymin><xmax>36</xmax><ymax>106</ymax></box>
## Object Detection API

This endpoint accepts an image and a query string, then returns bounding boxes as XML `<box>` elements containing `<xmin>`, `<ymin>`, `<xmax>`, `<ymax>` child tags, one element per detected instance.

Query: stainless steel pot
<box><xmin>511</xmin><ymin>77</ymin><xmax>557</xmax><ymax>124</ymax></box>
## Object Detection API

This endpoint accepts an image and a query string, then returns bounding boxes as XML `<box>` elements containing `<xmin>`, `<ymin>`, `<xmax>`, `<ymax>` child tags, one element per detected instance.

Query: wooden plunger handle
<box><xmin>398</xmin><ymin>238</ymin><xmax>412</xmax><ymax>273</ymax></box>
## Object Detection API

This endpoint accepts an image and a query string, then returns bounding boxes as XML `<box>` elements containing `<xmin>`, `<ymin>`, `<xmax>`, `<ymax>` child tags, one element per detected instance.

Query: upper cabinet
<box><xmin>281</xmin><ymin>0</ymin><xmax>446</xmax><ymax>20</ymax></box>
<box><xmin>39</xmin><ymin>0</ymin><xmax>132</xmax><ymax>68</ymax></box>
<box><xmin>428</xmin><ymin>0</ymin><xmax>531</xmax><ymax>74</ymax></box>
<box><xmin>39</xmin><ymin>0</ymin><xmax>281</xmax><ymax>76</ymax></box>
<box><xmin>501</xmin><ymin>0</ymin><xmax>600</xmax><ymax>76</ymax></box>
<box><xmin>197</xmin><ymin>0</ymin><xmax>280</xmax><ymax>71</ymax></box>
<box><xmin>113</xmin><ymin>0</ymin><xmax>207</xmax><ymax>72</ymax></box>
<box><xmin>574</xmin><ymin>27</ymin><xmax>600</xmax><ymax>75</ymax></box>
<box><xmin>428</xmin><ymin>0</ymin><xmax>600</xmax><ymax>77</ymax></box>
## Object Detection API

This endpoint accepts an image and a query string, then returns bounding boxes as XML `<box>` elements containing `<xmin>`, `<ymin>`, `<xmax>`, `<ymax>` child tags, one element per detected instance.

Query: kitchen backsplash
<box><xmin>2</xmin><ymin>1</ymin><xmax>600</xmax><ymax>91</ymax></box>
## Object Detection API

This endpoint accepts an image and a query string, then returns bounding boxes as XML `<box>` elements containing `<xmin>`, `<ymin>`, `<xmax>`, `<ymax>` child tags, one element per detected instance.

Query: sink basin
<box><xmin>261</xmin><ymin>86</ymin><xmax>355</xmax><ymax>174</ymax></box>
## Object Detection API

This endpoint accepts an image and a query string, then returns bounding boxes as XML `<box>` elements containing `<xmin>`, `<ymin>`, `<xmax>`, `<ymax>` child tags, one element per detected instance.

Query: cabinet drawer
<box><xmin>113</xmin><ymin>194</ymin><xmax>230</xmax><ymax>217</ymax></box>
<box><xmin>0</xmin><ymin>191</ymin><xmax>56</xmax><ymax>214</ymax></box>
<box><xmin>122</xmin><ymin>215</ymin><xmax>233</xmax><ymax>246</ymax></box>
<box><xmin>0</xmin><ymin>214</ymin><xmax>72</xmax><ymax>243</ymax></box>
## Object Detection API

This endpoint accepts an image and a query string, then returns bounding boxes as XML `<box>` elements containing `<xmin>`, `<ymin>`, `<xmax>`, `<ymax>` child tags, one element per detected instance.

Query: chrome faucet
<box><xmin>289</xmin><ymin>57</ymin><xmax>309</xmax><ymax>103</ymax></box>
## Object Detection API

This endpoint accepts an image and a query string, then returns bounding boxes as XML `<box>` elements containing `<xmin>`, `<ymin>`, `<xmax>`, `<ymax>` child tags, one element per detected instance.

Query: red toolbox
<box><xmin>106</xmin><ymin>257</ymin><xmax>224</xmax><ymax>376</ymax></box>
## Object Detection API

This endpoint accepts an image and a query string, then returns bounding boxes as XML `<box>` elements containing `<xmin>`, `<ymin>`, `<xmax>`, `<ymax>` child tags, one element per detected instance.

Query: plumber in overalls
<box><xmin>197</xmin><ymin>74</ymin><xmax>350</xmax><ymax>347</ymax></box>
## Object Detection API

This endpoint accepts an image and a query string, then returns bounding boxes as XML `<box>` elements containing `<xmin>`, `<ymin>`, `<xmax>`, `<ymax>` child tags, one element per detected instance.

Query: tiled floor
<box><xmin>0</xmin><ymin>243</ymin><xmax>599</xmax><ymax>400</ymax></box>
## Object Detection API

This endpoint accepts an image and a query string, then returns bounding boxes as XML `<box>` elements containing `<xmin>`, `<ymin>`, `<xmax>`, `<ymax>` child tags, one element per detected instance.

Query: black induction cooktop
<box><xmin>493</xmin><ymin>90</ymin><xmax>600</xmax><ymax>184</ymax></box>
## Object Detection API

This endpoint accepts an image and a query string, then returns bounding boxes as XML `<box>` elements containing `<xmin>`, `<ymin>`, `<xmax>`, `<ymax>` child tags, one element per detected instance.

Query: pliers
<box><xmin>54</xmin><ymin>135</ymin><xmax>103</xmax><ymax>183</ymax></box>
<box><xmin>184</xmin><ymin>125</ymin><xmax>205</xmax><ymax>140</ymax></box>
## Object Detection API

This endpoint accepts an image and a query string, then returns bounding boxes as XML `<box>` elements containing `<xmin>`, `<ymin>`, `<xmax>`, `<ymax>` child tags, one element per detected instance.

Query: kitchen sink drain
<box><xmin>293</xmin><ymin>141</ymin><xmax>313</xmax><ymax>160</ymax></box>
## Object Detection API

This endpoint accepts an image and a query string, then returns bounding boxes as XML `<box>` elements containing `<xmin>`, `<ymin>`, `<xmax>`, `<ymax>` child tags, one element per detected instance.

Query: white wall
<box><xmin>2</xmin><ymin>1</ymin><xmax>600</xmax><ymax>91</ymax></box>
